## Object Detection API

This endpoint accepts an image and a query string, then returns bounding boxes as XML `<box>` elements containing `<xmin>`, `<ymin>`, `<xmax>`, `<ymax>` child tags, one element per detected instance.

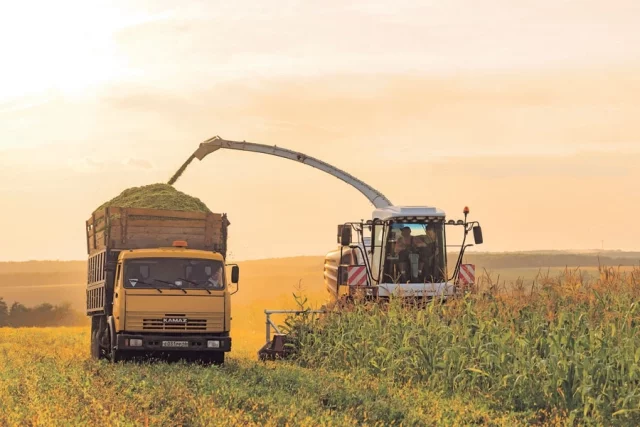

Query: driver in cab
<box><xmin>395</xmin><ymin>226</ymin><xmax>428</xmax><ymax>252</ymax></box>
<box><xmin>395</xmin><ymin>226</ymin><xmax>437</xmax><ymax>281</ymax></box>
<box><xmin>206</xmin><ymin>266</ymin><xmax>224</xmax><ymax>289</ymax></box>
<box><xmin>187</xmin><ymin>264</ymin><xmax>224</xmax><ymax>290</ymax></box>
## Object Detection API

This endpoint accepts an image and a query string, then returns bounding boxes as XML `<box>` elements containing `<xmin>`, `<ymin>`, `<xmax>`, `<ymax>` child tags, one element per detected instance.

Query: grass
<box><xmin>0</xmin><ymin>328</ymin><xmax>534</xmax><ymax>426</ymax></box>
<box><xmin>289</xmin><ymin>265</ymin><xmax>640</xmax><ymax>425</ymax></box>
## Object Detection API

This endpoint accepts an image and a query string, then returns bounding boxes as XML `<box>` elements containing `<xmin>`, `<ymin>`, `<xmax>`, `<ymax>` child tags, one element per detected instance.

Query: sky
<box><xmin>1</xmin><ymin>0</ymin><xmax>639</xmax><ymax>261</ymax></box>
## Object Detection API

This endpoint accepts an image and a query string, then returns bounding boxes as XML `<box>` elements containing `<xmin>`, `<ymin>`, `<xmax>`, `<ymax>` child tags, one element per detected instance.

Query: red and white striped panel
<box><xmin>458</xmin><ymin>264</ymin><xmax>475</xmax><ymax>286</ymax></box>
<box><xmin>348</xmin><ymin>266</ymin><xmax>369</xmax><ymax>287</ymax></box>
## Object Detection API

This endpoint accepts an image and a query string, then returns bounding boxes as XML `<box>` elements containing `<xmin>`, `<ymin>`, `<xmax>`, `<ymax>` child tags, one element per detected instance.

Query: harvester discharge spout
<box><xmin>174</xmin><ymin>135</ymin><xmax>393</xmax><ymax>209</ymax></box>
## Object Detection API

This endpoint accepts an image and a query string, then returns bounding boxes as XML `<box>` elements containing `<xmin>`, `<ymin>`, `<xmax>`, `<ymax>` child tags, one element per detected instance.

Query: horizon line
<box><xmin>1</xmin><ymin>248</ymin><xmax>639</xmax><ymax>264</ymax></box>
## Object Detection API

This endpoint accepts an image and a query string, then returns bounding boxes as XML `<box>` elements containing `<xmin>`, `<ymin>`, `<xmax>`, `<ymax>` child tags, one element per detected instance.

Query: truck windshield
<box><xmin>385</xmin><ymin>221</ymin><xmax>446</xmax><ymax>283</ymax></box>
<box><xmin>124</xmin><ymin>258</ymin><xmax>225</xmax><ymax>290</ymax></box>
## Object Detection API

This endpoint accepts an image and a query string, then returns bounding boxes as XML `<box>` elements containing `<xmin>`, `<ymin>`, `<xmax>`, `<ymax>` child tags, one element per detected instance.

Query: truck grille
<box><xmin>143</xmin><ymin>318</ymin><xmax>207</xmax><ymax>331</ymax></box>
<box><xmin>126</xmin><ymin>312</ymin><xmax>224</xmax><ymax>332</ymax></box>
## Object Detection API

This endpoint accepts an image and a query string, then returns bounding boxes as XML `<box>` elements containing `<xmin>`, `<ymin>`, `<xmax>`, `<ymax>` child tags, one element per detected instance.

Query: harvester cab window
<box><xmin>384</xmin><ymin>222</ymin><xmax>446</xmax><ymax>283</ymax></box>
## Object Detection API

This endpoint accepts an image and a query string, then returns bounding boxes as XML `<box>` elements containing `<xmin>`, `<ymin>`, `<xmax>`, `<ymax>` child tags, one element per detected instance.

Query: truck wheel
<box><xmin>205</xmin><ymin>352</ymin><xmax>224</xmax><ymax>366</ymax></box>
<box><xmin>111</xmin><ymin>349</ymin><xmax>124</xmax><ymax>363</ymax></box>
<box><xmin>106</xmin><ymin>319</ymin><xmax>124</xmax><ymax>363</ymax></box>
<box><xmin>90</xmin><ymin>330</ymin><xmax>101</xmax><ymax>360</ymax></box>
<box><xmin>207</xmin><ymin>352</ymin><xmax>224</xmax><ymax>365</ymax></box>
<box><xmin>90</xmin><ymin>316</ymin><xmax>107</xmax><ymax>360</ymax></box>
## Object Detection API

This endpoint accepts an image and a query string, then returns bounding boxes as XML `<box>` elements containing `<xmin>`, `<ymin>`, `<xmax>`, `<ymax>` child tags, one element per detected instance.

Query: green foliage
<box><xmin>290</xmin><ymin>266</ymin><xmax>640</xmax><ymax>424</ymax></box>
<box><xmin>2</xmin><ymin>301</ymin><xmax>85</xmax><ymax>327</ymax></box>
<box><xmin>97</xmin><ymin>183</ymin><xmax>211</xmax><ymax>213</ymax></box>
<box><xmin>0</xmin><ymin>297</ymin><xmax>8</xmax><ymax>327</ymax></box>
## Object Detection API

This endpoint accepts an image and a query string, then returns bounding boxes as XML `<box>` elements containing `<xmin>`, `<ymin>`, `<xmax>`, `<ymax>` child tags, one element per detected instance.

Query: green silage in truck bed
<box><xmin>87</xmin><ymin>184</ymin><xmax>227</xmax><ymax>256</ymax></box>
<box><xmin>97</xmin><ymin>184</ymin><xmax>211</xmax><ymax>213</ymax></box>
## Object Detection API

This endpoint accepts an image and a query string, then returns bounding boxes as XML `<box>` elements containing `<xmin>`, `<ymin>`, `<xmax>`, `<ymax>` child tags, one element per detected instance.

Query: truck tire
<box><xmin>209</xmin><ymin>352</ymin><xmax>224</xmax><ymax>365</ymax></box>
<box><xmin>111</xmin><ymin>348</ymin><xmax>124</xmax><ymax>363</ymax></box>
<box><xmin>90</xmin><ymin>316</ymin><xmax>107</xmax><ymax>360</ymax></box>
<box><xmin>90</xmin><ymin>330</ymin><xmax>101</xmax><ymax>360</ymax></box>
<box><xmin>106</xmin><ymin>317</ymin><xmax>124</xmax><ymax>363</ymax></box>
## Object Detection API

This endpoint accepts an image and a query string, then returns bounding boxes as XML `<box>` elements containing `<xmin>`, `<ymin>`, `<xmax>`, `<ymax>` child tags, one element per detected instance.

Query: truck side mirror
<box><xmin>473</xmin><ymin>226</ymin><xmax>483</xmax><ymax>245</ymax></box>
<box><xmin>340</xmin><ymin>226</ymin><xmax>352</xmax><ymax>246</ymax></box>
<box><xmin>231</xmin><ymin>265</ymin><xmax>240</xmax><ymax>284</ymax></box>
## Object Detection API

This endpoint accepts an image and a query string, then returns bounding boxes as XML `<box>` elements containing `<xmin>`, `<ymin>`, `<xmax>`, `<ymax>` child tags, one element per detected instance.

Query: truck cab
<box><xmin>86</xmin><ymin>207</ymin><xmax>237</xmax><ymax>363</ymax></box>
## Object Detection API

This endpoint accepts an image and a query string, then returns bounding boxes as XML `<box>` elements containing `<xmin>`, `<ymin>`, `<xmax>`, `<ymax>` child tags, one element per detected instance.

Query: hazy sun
<box><xmin>0</xmin><ymin>1</ymin><xmax>150</xmax><ymax>102</ymax></box>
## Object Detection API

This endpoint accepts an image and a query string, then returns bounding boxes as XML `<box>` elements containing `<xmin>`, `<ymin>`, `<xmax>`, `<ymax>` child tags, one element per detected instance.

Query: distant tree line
<box><xmin>0</xmin><ymin>297</ymin><xmax>86</xmax><ymax>327</ymax></box>
<box><xmin>458</xmin><ymin>253</ymin><xmax>640</xmax><ymax>269</ymax></box>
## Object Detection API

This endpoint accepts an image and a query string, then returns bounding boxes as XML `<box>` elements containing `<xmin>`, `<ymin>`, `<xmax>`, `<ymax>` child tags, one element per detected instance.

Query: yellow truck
<box><xmin>85</xmin><ymin>207</ymin><xmax>238</xmax><ymax>363</ymax></box>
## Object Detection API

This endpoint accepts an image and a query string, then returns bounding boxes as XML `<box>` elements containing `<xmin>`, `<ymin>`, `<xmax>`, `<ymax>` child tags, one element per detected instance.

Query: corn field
<box><xmin>291</xmin><ymin>266</ymin><xmax>640</xmax><ymax>424</ymax></box>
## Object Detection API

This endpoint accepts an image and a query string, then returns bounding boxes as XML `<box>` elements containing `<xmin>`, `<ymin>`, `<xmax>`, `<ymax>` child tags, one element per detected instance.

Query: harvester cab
<box><xmin>325</xmin><ymin>206</ymin><xmax>483</xmax><ymax>300</ymax></box>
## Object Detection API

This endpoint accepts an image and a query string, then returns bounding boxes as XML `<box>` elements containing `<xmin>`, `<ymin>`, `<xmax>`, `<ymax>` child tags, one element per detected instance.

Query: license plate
<box><xmin>162</xmin><ymin>341</ymin><xmax>189</xmax><ymax>348</ymax></box>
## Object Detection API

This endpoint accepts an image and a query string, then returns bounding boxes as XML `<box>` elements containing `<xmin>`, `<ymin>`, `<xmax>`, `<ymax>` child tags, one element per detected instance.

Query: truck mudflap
<box><xmin>115</xmin><ymin>334</ymin><xmax>231</xmax><ymax>352</ymax></box>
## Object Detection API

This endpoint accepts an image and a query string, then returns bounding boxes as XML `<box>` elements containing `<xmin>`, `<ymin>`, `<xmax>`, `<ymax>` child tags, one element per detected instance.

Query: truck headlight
<box><xmin>207</xmin><ymin>340</ymin><xmax>220</xmax><ymax>349</ymax></box>
<box><xmin>129</xmin><ymin>339</ymin><xmax>143</xmax><ymax>347</ymax></box>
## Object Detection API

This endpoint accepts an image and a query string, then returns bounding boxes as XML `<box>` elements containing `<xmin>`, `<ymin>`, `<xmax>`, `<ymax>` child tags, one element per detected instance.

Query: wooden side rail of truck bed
<box><xmin>86</xmin><ymin>207</ymin><xmax>229</xmax><ymax>257</ymax></box>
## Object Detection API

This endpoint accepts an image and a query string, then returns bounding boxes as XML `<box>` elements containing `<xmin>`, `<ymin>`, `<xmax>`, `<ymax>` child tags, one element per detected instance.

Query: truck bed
<box><xmin>86</xmin><ymin>207</ymin><xmax>229</xmax><ymax>257</ymax></box>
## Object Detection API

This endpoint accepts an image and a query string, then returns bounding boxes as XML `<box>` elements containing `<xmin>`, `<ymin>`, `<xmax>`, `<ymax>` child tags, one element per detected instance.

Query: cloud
<box><xmin>122</xmin><ymin>157</ymin><xmax>154</xmax><ymax>170</ymax></box>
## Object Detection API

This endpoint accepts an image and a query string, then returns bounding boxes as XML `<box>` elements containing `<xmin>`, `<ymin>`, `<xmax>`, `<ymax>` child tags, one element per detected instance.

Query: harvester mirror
<box><xmin>340</xmin><ymin>226</ymin><xmax>352</xmax><ymax>246</ymax></box>
<box><xmin>231</xmin><ymin>266</ymin><xmax>240</xmax><ymax>284</ymax></box>
<box><xmin>473</xmin><ymin>226</ymin><xmax>484</xmax><ymax>245</ymax></box>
